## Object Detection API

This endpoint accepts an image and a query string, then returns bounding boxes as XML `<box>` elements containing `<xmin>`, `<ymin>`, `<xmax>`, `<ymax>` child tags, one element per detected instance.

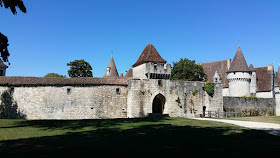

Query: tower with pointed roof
<box><xmin>227</xmin><ymin>46</ymin><xmax>251</xmax><ymax>96</ymax></box>
<box><xmin>104</xmin><ymin>56</ymin><xmax>119</xmax><ymax>78</ymax></box>
<box><xmin>0</xmin><ymin>59</ymin><xmax>8</xmax><ymax>76</ymax></box>
<box><xmin>132</xmin><ymin>43</ymin><xmax>171</xmax><ymax>79</ymax></box>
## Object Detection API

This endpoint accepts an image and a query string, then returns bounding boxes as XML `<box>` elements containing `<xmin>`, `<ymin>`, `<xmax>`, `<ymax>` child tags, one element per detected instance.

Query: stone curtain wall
<box><xmin>223</xmin><ymin>96</ymin><xmax>274</xmax><ymax>116</ymax></box>
<box><xmin>0</xmin><ymin>85</ymin><xmax>128</xmax><ymax>119</ymax></box>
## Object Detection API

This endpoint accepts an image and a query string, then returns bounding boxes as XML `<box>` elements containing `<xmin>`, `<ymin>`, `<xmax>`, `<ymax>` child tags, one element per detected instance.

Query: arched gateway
<box><xmin>152</xmin><ymin>94</ymin><xmax>166</xmax><ymax>114</ymax></box>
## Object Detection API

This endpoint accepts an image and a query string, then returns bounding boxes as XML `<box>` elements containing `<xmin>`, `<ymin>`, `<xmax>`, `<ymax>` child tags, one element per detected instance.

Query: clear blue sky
<box><xmin>1</xmin><ymin>0</ymin><xmax>279</xmax><ymax>77</ymax></box>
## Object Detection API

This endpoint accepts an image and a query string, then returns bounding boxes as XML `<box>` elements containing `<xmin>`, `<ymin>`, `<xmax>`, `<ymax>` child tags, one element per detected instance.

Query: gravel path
<box><xmin>193</xmin><ymin>118</ymin><xmax>280</xmax><ymax>136</ymax></box>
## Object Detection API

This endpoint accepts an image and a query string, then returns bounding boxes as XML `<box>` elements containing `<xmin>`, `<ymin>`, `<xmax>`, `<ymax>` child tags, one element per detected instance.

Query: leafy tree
<box><xmin>204</xmin><ymin>82</ymin><xmax>214</xmax><ymax>96</ymax></box>
<box><xmin>44</xmin><ymin>73</ymin><xmax>66</xmax><ymax>78</ymax></box>
<box><xmin>67</xmin><ymin>59</ymin><xmax>93</xmax><ymax>78</ymax></box>
<box><xmin>171</xmin><ymin>58</ymin><xmax>207</xmax><ymax>81</ymax></box>
<box><xmin>0</xmin><ymin>0</ymin><xmax>27</xmax><ymax>63</ymax></box>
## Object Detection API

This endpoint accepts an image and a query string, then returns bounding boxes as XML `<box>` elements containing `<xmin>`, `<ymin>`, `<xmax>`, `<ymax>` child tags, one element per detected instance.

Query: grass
<box><xmin>1</xmin><ymin>117</ymin><xmax>280</xmax><ymax>157</ymax></box>
<box><xmin>223</xmin><ymin>116</ymin><xmax>280</xmax><ymax>124</ymax></box>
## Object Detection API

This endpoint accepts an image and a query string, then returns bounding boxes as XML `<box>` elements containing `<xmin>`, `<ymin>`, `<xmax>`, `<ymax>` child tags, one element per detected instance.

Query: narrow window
<box><xmin>67</xmin><ymin>88</ymin><xmax>71</xmax><ymax>95</ymax></box>
<box><xmin>158</xmin><ymin>80</ymin><xmax>162</xmax><ymax>86</ymax></box>
<box><xmin>116</xmin><ymin>88</ymin><xmax>120</xmax><ymax>94</ymax></box>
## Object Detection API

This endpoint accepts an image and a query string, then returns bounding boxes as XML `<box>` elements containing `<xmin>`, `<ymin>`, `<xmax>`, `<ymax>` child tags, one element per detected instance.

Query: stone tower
<box><xmin>104</xmin><ymin>56</ymin><xmax>119</xmax><ymax>78</ymax></box>
<box><xmin>227</xmin><ymin>46</ymin><xmax>251</xmax><ymax>97</ymax></box>
<box><xmin>249</xmin><ymin>63</ymin><xmax>257</xmax><ymax>95</ymax></box>
<box><xmin>132</xmin><ymin>43</ymin><xmax>171</xmax><ymax>79</ymax></box>
<box><xmin>213</xmin><ymin>71</ymin><xmax>221</xmax><ymax>83</ymax></box>
<box><xmin>0</xmin><ymin>59</ymin><xmax>8</xmax><ymax>76</ymax></box>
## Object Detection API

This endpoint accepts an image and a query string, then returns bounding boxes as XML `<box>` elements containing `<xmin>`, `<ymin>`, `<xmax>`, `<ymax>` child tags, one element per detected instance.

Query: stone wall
<box><xmin>0</xmin><ymin>85</ymin><xmax>128</xmax><ymax>119</ymax></box>
<box><xmin>127</xmin><ymin>79</ymin><xmax>223</xmax><ymax>118</ymax></box>
<box><xmin>223</xmin><ymin>96</ymin><xmax>274</xmax><ymax>116</ymax></box>
<box><xmin>276</xmin><ymin>93</ymin><xmax>280</xmax><ymax>116</ymax></box>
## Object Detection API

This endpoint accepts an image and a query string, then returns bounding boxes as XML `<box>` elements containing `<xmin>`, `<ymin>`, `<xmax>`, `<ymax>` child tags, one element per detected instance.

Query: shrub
<box><xmin>204</xmin><ymin>82</ymin><xmax>214</xmax><ymax>96</ymax></box>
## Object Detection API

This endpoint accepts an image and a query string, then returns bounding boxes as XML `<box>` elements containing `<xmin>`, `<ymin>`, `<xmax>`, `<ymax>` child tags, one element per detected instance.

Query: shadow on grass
<box><xmin>1</xmin><ymin>118</ymin><xmax>280</xmax><ymax>156</ymax></box>
<box><xmin>0</xmin><ymin>117</ymin><xmax>169</xmax><ymax>130</ymax></box>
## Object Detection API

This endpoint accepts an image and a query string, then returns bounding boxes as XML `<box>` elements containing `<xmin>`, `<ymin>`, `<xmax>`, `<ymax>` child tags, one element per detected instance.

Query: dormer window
<box><xmin>107</xmin><ymin>67</ymin><xmax>111</xmax><ymax>73</ymax></box>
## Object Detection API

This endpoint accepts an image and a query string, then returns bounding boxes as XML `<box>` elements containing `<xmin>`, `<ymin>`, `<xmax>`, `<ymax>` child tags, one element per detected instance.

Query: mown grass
<box><xmin>1</xmin><ymin>117</ymin><xmax>280</xmax><ymax>157</ymax></box>
<box><xmin>223</xmin><ymin>116</ymin><xmax>280</xmax><ymax>124</ymax></box>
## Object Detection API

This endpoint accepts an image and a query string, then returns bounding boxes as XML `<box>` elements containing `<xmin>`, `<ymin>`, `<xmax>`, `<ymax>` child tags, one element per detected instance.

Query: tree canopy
<box><xmin>67</xmin><ymin>59</ymin><xmax>93</xmax><ymax>78</ymax></box>
<box><xmin>0</xmin><ymin>0</ymin><xmax>26</xmax><ymax>64</ymax></box>
<box><xmin>171</xmin><ymin>58</ymin><xmax>207</xmax><ymax>81</ymax></box>
<box><xmin>0</xmin><ymin>0</ymin><xmax>27</xmax><ymax>15</ymax></box>
<box><xmin>44</xmin><ymin>73</ymin><xmax>66</xmax><ymax>78</ymax></box>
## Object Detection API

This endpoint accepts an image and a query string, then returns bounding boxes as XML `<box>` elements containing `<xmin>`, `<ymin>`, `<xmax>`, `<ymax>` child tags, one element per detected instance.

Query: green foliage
<box><xmin>171</xmin><ymin>58</ymin><xmax>207</xmax><ymax>81</ymax></box>
<box><xmin>44</xmin><ymin>73</ymin><xmax>66</xmax><ymax>78</ymax></box>
<box><xmin>204</xmin><ymin>82</ymin><xmax>214</xmax><ymax>96</ymax></box>
<box><xmin>67</xmin><ymin>59</ymin><xmax>93</xmax><ymax>78</ymax></box>
<box><xmin>192</xmin><ymin>89</ymin><xmax>198</xmax><ymax>96</ymax></box>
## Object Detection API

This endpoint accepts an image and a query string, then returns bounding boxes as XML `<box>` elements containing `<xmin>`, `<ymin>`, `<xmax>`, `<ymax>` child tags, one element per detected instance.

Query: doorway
<box><xmin>152</xmin><ymin>94</ymin><xmax>166</xmax><ymax>114</ymax></box>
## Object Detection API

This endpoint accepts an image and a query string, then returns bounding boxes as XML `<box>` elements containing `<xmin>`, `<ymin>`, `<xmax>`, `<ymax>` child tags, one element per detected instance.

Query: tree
<box><xmin>0</xmin><ymin>0</ymin><xmax>27</xmax><ymax>63</ymax></box>
<box><xmin>44</xmin><ymin>73</ymin><xmax>66</xmax><ymax>78</ymax></box>
<box><xmin>171</xmin><ymin>58</ymin><xmax>207</xmax><ymax>81</ymax></box>
<box><xmin>67</xmin><ymin>59</ymin><xmax>93</xmax><ymax>78</ymax></box>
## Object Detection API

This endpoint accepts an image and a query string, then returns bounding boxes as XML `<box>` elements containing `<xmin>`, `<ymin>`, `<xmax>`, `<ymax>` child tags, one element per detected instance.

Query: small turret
<box><xmin>249</xmin><ymin>63</ymin><xmax>257</xmax><ymax>95</ymax></box>
<box><xmin>104</xmin><ymin>56</ymin><xmax>119</xmax><ymax>78</ymax></box>
<box><xmin>213</xmin><ymin>71</ymin><xmax>221</xmax><ymax>83</ymax></box>
<box><xmin>0</xmin><ymin>59</ymin><xmax>8</xmax><ymax>76</ymax></box>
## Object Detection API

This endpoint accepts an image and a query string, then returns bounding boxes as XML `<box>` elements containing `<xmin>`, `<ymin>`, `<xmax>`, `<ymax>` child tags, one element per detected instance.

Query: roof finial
<box><xmin>111</xmin><ymin>50</ymin><xmax>113</xmax><ymax>58</ymax></box>
<box><xmin>238</xmin><ymin>40</ymin><xmax>240</xmax><ymax>47</ymax></box>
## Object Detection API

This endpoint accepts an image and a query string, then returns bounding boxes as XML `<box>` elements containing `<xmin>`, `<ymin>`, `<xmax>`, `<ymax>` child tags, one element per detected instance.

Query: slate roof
<box><xmin>255</xmin><ymin>66</ymin><xmax>274</xmax><ymax>92</ymax></box>
<box><xmin>125</xmin><ymin>68</ymin><xmax>133</xmax><ymax>77</ymax></box>
<box><xmin>227</xmin><ymin>46</ymin><xmax>250</xmax><ymax>72</ymax></box>
<box><xmin>199</xmin><ymin>59</ymin><xmax>230</xmax><ymax>88</ymax></box>
<box><xmin>0</xmin><ymin>59</ymin><xmax>8</xmax><ymax>68</ymax></box>
<box><xmin>104</xmin><ymin>56</ymin><xmax>119</xmax><ymax>78</ymax></box>
<box><xmin>249</xmin><ymin>63</ymin><xmax>256</xmax><ymax>71</ymax></box>
<box><xmin>274</xmin><ymin>65</ymin><xmax>280</xmax><ymax>87</ymax></box>
<box><xmin>0</xmin><ymin>77</ymin><xmax>130</xmax><ymax>86</ymax></box>
<box><xmin>132</xmin><ymin>43</ymin><xmax>167</xmax><ymax>67</ymax></box>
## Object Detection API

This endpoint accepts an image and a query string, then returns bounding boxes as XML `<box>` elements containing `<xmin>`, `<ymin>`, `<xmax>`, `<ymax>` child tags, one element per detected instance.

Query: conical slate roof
<box><xmin>104</xmin><ymin>56</ymin><xmax>119</xmax><ymax>78</ymax></box>
<box><xmin>132</xmin><ymin>43</ymin><xmax>167</xmax><ymax>67</ymax></box>
<box><xmin>227</xmin><ymin>46</ymin><xmax>250</xmax><ymax>72</ymax></box>
<box><xmin>249</xmin><ymin>63</ymin><xmax>256</xmax><ymax>71</ymax></box>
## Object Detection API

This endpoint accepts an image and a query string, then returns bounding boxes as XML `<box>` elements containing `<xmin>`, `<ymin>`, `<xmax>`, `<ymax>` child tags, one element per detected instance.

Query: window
<box><xmin>116</xmin><ymin>88</ymin><xmax>120</xmax><ymax>94</ymax></box>
<box><xmin>67</xmin><ymin>88</ymin><xmax>71</xmax><ymax>95</ymax></box>
<box><xmin>158</xmin><ymin>80</ymin><xmax>162</xmax><ymax>86</ymax></box>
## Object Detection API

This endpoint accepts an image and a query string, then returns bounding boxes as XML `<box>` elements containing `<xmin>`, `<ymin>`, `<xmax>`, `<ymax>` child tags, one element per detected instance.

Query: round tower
<box><xmin>227</xmin><ymin>46</ymin><xmax>251</xmax><ymax>97</ymax></box>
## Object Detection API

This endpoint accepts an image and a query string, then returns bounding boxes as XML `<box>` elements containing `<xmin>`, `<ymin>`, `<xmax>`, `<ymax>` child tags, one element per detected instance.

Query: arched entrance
<box><xmin>152</xmin><ymin>94</ymin><xmax>166</xmax><ymax>114</ymax></box>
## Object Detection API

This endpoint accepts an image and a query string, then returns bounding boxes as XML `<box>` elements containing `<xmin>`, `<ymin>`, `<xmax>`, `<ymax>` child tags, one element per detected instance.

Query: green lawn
<box><xmin>1</xmin><ymin>117</ymin><xmax>280</xmax><ymax>156</ymax></box>
<box><xmin>223</xmin><ymin>116</ymin><xmax>280</xmax><ymax>124</ymax></box>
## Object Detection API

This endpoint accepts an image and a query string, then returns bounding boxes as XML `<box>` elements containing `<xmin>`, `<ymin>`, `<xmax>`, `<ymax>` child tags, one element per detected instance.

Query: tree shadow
<box><xmin>1</xmin><ymin>119</ymin><xmax>280</xmax><ymax>157</ymax></box>
<box><xmin>0</xmin><ymin>90</ymin><xmax>26</xmax><ymax>119</ymax></box>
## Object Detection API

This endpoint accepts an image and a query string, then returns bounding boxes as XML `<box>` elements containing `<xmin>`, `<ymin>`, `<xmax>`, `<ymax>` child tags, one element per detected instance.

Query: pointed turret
<box><xmin>0</xmin><ymin>59</ymin><xmax>8</xmax><ymax>76</ymax></box>
<box><xmin>132</xmin><ymin>43</ymin><xmax>167</xmax><ymax>67</ymax></box>
<box><xmin>227</xmin><ymin>46</ymin><xmax>250</xmax><ymax>72</ymax></box>
<box><xmin>104</xmin><ymin>56</ymin><xmax>119</xmax><ymax>78</ymax></box>
<box><xmin>249</xmin><ymin>63</ymin><xmax>256</xmax><ymax>71</ymax></box>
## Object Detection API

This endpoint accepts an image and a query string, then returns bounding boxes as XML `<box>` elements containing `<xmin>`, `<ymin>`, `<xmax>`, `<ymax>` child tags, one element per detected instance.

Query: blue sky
<box><xmin>1</xmin><ymin>0</ymin><xmax>279</xmax><ymax>77</ymax></box>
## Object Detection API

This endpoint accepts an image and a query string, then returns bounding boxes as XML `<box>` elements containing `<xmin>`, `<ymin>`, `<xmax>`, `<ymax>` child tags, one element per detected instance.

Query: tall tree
<box><xmin>44</xmin><ymin>73</ymin><xmax>66</xmax><ymax>78</ymax></box>
<box><xmin>171</xmin><ymin>58</ymin><xmax>207</xmax><ymax>81</ymax></box>
<box><xmin>0</xmin><ymin>0</ymin><xmax>27</xmax><ymax>63</ymax></box>
<box><xmin>67</xmin><ymin>59</ymin><xmax>93</xmax><ymax>78</ymax></box>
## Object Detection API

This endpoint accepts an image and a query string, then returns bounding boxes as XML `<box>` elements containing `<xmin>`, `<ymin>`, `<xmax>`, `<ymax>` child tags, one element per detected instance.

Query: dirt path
<box><xmin>193</xmin><ymin>118</ymin><xmax>280</xmax><ymax>136</ymax></box>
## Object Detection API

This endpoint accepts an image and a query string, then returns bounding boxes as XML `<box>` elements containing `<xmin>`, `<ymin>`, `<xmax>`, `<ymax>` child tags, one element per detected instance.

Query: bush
<box><xmin>204</xmin><ymin>82</ymin><xmax>214</xmax><ymax>96</ymax></box>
